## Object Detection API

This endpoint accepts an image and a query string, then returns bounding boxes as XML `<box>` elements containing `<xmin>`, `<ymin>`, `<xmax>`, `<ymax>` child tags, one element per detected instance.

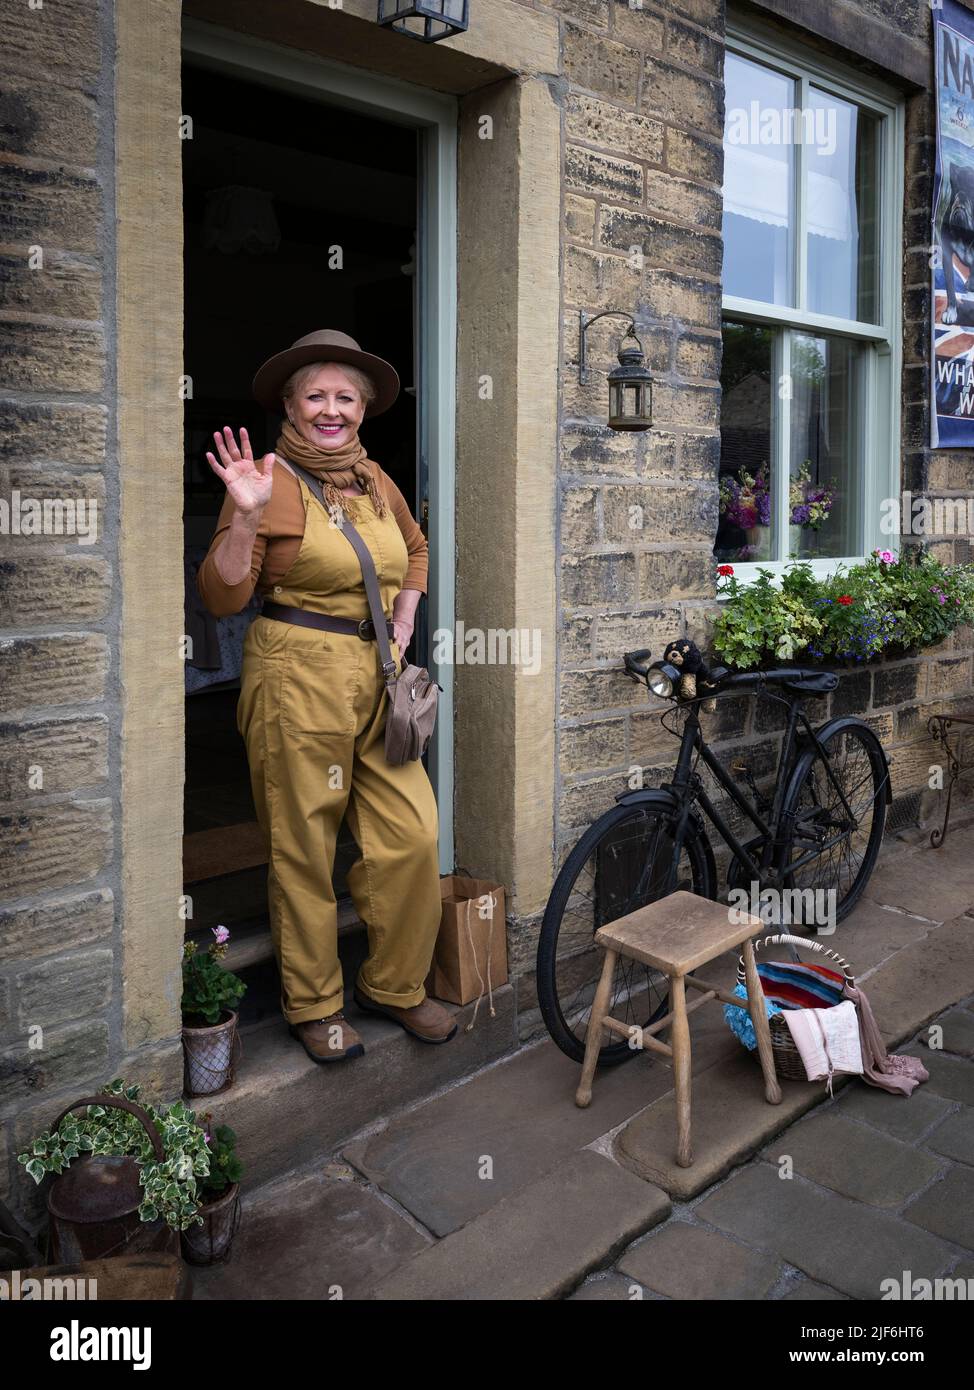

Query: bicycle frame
<box><xmin>657</xmin><ymin>686</ymin><xmax>863</xmax><ymax>894</ymax></box>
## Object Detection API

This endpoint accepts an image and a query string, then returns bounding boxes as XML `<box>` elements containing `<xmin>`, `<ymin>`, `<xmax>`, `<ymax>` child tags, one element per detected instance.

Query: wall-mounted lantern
<box><xmin>578</xmin><ymin>310</ymin><xmax>653</xmax><ymax>432</ymax></box>
<box><xmin>377</xmin><ymin>0</ymin><xmax>469</xmax><ymax>42</ymax></box>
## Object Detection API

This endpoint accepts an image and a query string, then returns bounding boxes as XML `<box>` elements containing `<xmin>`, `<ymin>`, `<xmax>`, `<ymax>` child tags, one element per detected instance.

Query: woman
<box><xmin>196</xmin><ymin>328</ymin><xmax>455</xmax><ymax>1063</ymax></box>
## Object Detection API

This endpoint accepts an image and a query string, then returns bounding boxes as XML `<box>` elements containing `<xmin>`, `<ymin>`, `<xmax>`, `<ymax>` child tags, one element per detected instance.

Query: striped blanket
<box><xmin>755</xmin><ymin>960</ymin><xmax>846</xmax><ymax>1012</ymax></box>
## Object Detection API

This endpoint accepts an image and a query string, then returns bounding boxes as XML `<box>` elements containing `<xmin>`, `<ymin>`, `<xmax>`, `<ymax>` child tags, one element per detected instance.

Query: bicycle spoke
<box><xmin>546</xmin><ymin>808</ymin><xmax>701</xmax><ymax>1056</ymax></box>
<box><xmin>782</xmin><ymin>724</ymin><xmax>885</xmax><ymax>920</ymax></box>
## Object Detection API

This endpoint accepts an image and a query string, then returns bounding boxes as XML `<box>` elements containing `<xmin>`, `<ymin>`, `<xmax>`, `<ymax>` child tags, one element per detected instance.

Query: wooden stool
<box><xmin>575</xmin><ymin>890</ymin><xmax>782</xmax><ymax>1167</ymax></box>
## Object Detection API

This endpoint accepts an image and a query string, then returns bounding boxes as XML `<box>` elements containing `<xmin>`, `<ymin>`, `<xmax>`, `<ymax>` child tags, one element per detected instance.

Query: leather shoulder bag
<box><xmin>281</xmin><ymin>457</ymin><xmax>441</xmax><ymax>765</ymax></box>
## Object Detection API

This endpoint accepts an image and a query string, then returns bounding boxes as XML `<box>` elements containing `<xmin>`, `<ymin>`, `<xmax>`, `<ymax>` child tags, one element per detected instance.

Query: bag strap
<box><xmin>277</xmin><ymin>454</ymin><xmax>399</xmax><ymax>688</ymax></box>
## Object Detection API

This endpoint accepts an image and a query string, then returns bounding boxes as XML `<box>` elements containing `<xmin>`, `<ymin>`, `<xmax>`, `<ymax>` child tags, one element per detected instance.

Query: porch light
<box><xmin>377</xmin><ymin>0</ymin><xmax>469</xmax><ymax>42</ymax></box>
<box><xmin>578</xmin><ymin>310</ymin><xmax>653</xmax><ymax>432</ymax></box>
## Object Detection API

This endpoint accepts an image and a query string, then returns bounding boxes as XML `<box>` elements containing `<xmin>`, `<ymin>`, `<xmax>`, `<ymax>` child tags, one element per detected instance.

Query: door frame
<box><xmin>182</xmin><ymin>19</ymin><xmax>457</xmax><ymax>872</ymax></box>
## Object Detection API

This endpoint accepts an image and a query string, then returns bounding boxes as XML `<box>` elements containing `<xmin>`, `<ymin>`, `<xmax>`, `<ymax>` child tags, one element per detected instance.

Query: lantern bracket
<box><xmin>578</xmin><ymin>309</ymin><xmax>639</xmax><ymax>384</ymax></box>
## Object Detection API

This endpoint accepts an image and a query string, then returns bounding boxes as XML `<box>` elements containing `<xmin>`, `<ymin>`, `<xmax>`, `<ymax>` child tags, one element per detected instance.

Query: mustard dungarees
<box><xmin>236</xmin><ymin>473</ymin><xmax>442</xmax><ymax>1025</ymax></box>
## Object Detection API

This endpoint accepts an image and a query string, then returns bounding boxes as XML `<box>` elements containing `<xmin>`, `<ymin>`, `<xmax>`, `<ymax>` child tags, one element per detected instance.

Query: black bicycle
<box><xmin>536</xmin><ymin>642</ymin><xmax>891</xmax><ymax>1066</ymax></box>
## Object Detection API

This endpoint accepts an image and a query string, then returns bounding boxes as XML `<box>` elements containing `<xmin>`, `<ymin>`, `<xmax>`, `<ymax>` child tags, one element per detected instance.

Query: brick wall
<box><xmin>0</xmin><ymin>0</ymin><xmax>120</xmax><ymax>1225</ymax></box>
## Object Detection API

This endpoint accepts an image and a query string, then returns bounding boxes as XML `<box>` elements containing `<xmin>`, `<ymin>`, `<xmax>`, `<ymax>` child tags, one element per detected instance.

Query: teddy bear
<box><xmin>663</xmin><ymin>638</ymin><xmax>704</xmax><ymax>700</ymax></box>
<box><xmin>663</xmin><ymin>638</ymin><xmax>722</xmax><ymax>705</ymax></box>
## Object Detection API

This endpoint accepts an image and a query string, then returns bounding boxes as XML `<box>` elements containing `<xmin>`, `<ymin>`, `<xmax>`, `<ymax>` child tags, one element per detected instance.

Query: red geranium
<box><xmin>837</xmin><ymin>595</ymin><xmax>853</xmax><ymax>606</ymax></box>
<box><xmin>717</xmin><ymin>565</ymin><xmax>734</xmax><ymax>576</ymax></box>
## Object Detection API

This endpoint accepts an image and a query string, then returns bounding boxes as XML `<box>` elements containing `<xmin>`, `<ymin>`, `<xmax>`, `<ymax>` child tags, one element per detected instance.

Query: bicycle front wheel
<box><xmin>536</xmin><ymin>796</ymin><xmax>715</xmax><ymax>1066</ymax></box>
<box><xmin>780</xmin><ymin>717</ymin><xmax>889</xmax><ymax>925</ymax></box>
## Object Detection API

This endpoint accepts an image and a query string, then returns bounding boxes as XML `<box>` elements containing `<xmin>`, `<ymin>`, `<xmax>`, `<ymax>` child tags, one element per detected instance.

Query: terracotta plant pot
<box><xmin>181</xmin><ymin>1009</ymin><xmax>239</xmax><ymax>1097</ymax></box>
<box><xmin>180</xmin><ymin>1182</ymin><xmax>240</xmax><ymax>1266</ymax></box>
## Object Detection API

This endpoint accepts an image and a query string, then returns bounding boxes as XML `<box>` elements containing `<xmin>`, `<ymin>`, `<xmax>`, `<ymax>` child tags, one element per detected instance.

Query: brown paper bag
<box><xmin>425</xmin><ymin>875</ymin><xmax>508</xmax><ymax>1007</ymax></box>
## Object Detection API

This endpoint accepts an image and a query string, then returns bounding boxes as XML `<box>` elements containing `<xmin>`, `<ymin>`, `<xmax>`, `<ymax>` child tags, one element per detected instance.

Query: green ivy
<box><xmin>712</xmin><ymin>566</ymin><xmax>824</xmax><ymax>668</ymax></box>
<box><xmin>16</xmin><ymin>1079</ymin><xmax>213</xmax><ymax>1232</ymax></box>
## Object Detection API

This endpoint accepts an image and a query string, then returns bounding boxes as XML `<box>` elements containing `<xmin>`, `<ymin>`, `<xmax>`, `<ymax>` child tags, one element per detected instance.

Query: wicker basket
<box><xmin>734</xmin><ymin>934</ymin><xmax>856</xmax><ymax>1082</ymax></box>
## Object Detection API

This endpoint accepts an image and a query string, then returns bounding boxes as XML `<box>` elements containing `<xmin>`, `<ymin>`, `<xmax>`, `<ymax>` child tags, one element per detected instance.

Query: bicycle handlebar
<box><xmin>623</xmin><ymin>649</ymin><xmax>653</xmax><ymax>680</ymax></box>
<box><xmin>720</xmin><ymin>667</ymin><xmax>832</xmax><ymax>689</ymax></box>
<box><xmin>623</xmin><ymin>647</ymin><xmax>838</xmax><ymax>698</ymax></box>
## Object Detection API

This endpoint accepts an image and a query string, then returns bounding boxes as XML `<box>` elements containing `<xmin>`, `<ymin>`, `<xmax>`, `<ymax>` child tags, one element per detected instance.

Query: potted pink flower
<box><xmin>181</xmin><ymin>926</ymin><xmax>246</xmax><ymax>1097</ymax></box>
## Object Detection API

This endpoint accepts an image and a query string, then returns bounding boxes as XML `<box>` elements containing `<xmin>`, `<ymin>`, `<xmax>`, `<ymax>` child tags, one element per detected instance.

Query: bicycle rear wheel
<box><xmin>536</xmin><ymin>796</ymin><xmax>716</xmax><ymax>1065</ymax></box>
<box><xmin>780</xmin><ymin>717</ymin><xmax>889</xmax><ymax>925</ymax></box>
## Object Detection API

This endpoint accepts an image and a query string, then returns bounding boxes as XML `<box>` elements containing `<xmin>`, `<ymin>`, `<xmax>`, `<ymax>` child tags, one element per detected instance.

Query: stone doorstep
<box><xmin>209</xmin><ymin>983</ymin><xmax>518</xmax><ymax>1191</ymax></box>
<box><xmin>369</xmin><ymin>1150</ymin><xmax>671</xmax><ymax>1301</ymax></box>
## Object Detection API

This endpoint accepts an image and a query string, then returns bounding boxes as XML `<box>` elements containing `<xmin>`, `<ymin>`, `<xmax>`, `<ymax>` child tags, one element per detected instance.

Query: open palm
<box><xmin>206</xmin><ymin>426</ymin><xmax>276</xmax><ymax>514</ymax></box>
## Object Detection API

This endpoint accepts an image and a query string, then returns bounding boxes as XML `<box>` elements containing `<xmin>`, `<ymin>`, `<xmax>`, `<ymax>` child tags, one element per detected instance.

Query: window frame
<box><xmin>719</xmin><ymin>19</ymin><xmax>905</xmax><ymax>586</ymax></box>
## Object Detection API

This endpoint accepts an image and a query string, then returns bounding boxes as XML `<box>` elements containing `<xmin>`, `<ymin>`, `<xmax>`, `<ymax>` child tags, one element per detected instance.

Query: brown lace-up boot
<box><xmin>353</xmin><ymin>987</ymin><xmax>458</xmax><ymax>1044</ymax></box>
<box><xmin>289</xmin><ymin>1011</ymin><xmax>365</xmax><ymax>1062</ymax></box>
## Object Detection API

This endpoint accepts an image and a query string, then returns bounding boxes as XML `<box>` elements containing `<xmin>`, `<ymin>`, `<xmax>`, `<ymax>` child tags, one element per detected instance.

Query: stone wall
<box><xmin>555</xmin><ymin>0</ymin><xmax>725</xmax><ymax>894</ymax></box>
<box><xmin>0</xmin><ymin>0</ymin><xmax>117</xmax><ymax>1220</ymax></box>
<box><xmin>0</xmin><ymin>0</ymin><xmax>183</xmax><ymax>1229</ymax></box>
<box><xmin>901</xmin><ymin>64</ymin><xmax>974</xmax><ymax>828</ymax></box>
<box><xmin>509</xmin><ymin>0</ymin><xmax>974</xmax><ymax>1035</ymax></box>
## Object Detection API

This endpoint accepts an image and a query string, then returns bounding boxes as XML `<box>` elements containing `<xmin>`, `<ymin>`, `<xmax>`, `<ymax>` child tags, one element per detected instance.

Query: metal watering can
<box><xmin>45</xmin><ymin>1095</ymin><xmax>179</xmax><ymax>1263</ymax></box>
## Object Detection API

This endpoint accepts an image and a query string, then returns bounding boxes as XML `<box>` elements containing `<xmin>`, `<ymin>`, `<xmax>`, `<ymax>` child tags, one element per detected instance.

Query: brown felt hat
<box><xmin>252</xmin><ymin>329</ymin><xmax>400</xmax><ymax>417</ymax></box>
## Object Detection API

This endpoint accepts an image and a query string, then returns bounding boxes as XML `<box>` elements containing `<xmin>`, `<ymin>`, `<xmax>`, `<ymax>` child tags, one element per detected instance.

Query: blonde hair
<box><xmin>282</xmin><ymin>360</ymin><xmax>376</xmax><ymax>409</ymax></box>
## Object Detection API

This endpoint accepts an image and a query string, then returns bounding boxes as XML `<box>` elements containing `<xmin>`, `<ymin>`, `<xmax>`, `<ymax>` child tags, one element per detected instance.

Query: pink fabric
<box><xmin>842</xmin><ymin>983</ymin><xmax>929</xmax><ymax>1097</ymax></box>
<box><xmin>781</xmin><ymin>1000</ymin><xmax>863</xmax><ymax>1094</ymax></box>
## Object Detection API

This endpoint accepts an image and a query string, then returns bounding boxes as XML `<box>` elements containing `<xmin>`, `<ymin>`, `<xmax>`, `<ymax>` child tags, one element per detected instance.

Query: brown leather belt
<box><xmin>261</xmin><ymin>599</ymin><xmax>394</xmax><ymax>642</ymax></box>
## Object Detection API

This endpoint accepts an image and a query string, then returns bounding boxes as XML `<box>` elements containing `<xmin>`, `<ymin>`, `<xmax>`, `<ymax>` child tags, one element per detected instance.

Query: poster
<box><xmin>933</xmin><ymin>0</ymin><xmax>974</xmax><ymax>447</ymax></box>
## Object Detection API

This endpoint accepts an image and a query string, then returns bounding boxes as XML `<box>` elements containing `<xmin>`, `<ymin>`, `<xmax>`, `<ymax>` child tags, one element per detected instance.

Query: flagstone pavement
<box><xmin>190</xmin><ymin>820</ymin><xmax>974</xmax><ymax>1301</ymax></box>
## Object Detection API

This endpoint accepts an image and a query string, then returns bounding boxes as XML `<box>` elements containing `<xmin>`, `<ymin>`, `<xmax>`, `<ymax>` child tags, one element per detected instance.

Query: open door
<box><xmin>180</xmin><ymin>30</ymin><xmax>456</xmax><ymax>1002</ymax></box>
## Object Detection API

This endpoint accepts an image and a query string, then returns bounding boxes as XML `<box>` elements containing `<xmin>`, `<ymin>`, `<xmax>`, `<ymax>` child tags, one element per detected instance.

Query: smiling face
<box><xmin>284</xmin><ymin>363</ymin><xmax>368</xmax><ymax>450</ymax></box>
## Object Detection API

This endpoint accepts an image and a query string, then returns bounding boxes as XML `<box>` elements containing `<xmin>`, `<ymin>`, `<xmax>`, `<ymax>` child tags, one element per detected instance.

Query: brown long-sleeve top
<box><xmin>196</xmin><ymin>462</ymin><xmax>428</xmax><ymax>618</ymax></box>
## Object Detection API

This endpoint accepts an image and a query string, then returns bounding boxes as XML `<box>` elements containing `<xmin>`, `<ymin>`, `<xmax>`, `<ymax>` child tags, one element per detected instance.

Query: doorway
<box><xmin>180</xmin><ymin>24</ymin><xmax>457</xmax><ymax>971</ymax></box>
